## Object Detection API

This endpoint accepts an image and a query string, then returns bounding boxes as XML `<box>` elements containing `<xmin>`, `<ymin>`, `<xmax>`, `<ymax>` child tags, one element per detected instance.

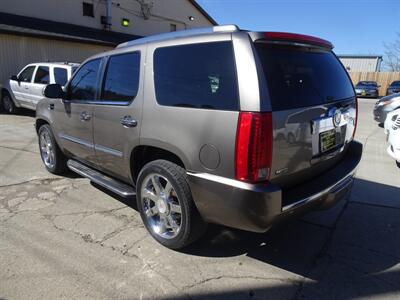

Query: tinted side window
<box><xmin>101</xmin><ymin>52</ymin><xmax>140</xmax><ymax>102</ymax></box>
<box><xmin>18</xmin><ymin>66</ymin><xmax>36</xmax><ymax>82</ymax></box>
<box><xmin>69</xmin><ymin>59</ymin><xmax>101</xmax><ymax>100</ymax></box>
<box><xmin>54</xmin><ymin>67</ymin><xmax>68</xmax><ymax>85</ymax></box>
<box><xmin>154</xmin><ymin>42</ymin><xmax>239</xmax><ymax>110</ymax></box>
<box><xmin>34</xmin><ymin>66</ymin><xmax>50</xmax><ymax>84</ymax></box>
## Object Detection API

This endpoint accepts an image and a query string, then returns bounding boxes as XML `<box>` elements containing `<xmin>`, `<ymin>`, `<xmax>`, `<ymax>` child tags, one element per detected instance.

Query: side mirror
<box><xmin>44</xmin><ymin>84</ymin><xmax>64</xmax><ymax>99</ymax></box>
<box><xmin>10</xmin><ymin>75</ymin><xmax>19</xmax><ymax>81</ymax></box>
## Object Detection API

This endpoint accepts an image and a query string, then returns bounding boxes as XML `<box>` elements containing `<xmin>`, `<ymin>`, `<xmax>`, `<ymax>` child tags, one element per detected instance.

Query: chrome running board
<box><xmin>67</xmin><ymin>159</ymin><xmax>136</xmax><ymax>197</ymax></box>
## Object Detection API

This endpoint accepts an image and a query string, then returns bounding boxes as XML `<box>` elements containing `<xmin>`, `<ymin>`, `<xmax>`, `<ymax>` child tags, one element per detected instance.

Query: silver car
<box><xmin>36</xmin><ymin>25</ymin><xmax>362</xmax><ymax>249</ymax></box>
<box><xmin>373</xmin><ymin>93</ymin><xmax>400</xmax><ymax>124</ymax></box>
<box><xmin>1</xmin><ymin>62</ymin><xmax>79</xmax><ymax>113</ymax></box>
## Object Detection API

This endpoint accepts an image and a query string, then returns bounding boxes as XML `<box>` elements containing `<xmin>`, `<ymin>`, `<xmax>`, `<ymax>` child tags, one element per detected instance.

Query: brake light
<box><xmin>235</xmin><ymin>112</ymin><xmax>273</xmax><ymax>183</ymax></box>
<box><xmin>264</xmin><ymin>32</ymin><xmax>333</xmax><ymax>49</ymax></box>
<box><xmin>353</xmin><ymin>98</ymin><xmax>358</xmax><ymax>139</ymax></box>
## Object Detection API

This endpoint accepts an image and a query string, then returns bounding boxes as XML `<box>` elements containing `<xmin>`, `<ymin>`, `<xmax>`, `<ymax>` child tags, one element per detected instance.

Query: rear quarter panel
<box><xmin>141</xmin><ymin>33</ymin><xmax>242</xmax><ymax>177</ymax></box>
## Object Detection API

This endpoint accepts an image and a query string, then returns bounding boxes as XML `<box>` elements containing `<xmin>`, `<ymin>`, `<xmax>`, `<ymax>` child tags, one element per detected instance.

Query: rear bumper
<box><xmin>356</xmin><ymin>91</ymin><xmax>378</xmax><ymax>98</ymax></box>
<box><xmin>187</xmin><ymin>141</ymin><xmax>362</xmax><ymax>233</ymax></box>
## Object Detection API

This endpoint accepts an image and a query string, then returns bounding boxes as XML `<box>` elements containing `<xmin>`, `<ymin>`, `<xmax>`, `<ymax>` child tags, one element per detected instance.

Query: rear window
<box><xmin>54</xmin><ymin>67</ymin><xmax>68</xmax><ymax>86</ymax></box>
<box><xmin>34</xmin><ymin>66</ymin><xmax>50</xmax><ymax>84</ymax></box>
<box><xmin>255</xmin><ymin>43</ymin><xmax>354</xmax><ymax>110</ymax></box>
<box><xmin>101</xmin><ymin>52</ymin><xmax>140</xmax><ymax>102</ymax></box>
<box><xmin>357</xmin><ymin>81</ymin><xmax>377</xmax><ymax>87</ymax></box>
<box><xmin>154</xmin><ymin>41</ymin><xmax>239</xmax><ymax>111</ymax></box>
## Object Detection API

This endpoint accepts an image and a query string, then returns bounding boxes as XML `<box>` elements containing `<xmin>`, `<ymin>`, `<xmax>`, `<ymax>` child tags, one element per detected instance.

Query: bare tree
<box><xmin>384</xmin><ymin>33</ymin><xmax>400</xmax><ymax>71</ymax></box>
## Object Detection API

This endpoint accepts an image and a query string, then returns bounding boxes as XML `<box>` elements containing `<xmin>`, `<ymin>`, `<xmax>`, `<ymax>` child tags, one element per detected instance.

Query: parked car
<box><xmin>36</xmin><ymin>25</ymin><xmax>362</xmax><ymax>249</ymax></box>
<box><xmin>373</xmin><ymin>93</ymin><xmax>400</xmax><ymax>124</ymax></box>
<box><xmin>1</xmin><ymin>62</ymin><xmax>79</xmax><ymax>113</ymax></box>
<box><xmin>385</xmin><ymin>111</ymin><xmax>400</xmax><ymax>167</ymax></box>
<box><xmin>386</xmin><ymin>81</ymin><xmax>400</xmax><ymax>95</ymax></box>
<box><xmin>354</xmin><ymin>81</ymin><xmax>379</xmax><ymax>98</ymax></box>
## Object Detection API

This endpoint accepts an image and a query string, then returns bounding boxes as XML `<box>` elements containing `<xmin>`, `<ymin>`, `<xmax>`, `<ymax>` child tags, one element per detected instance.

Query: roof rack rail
<box><xmin>117</xmin><ymin>25</ymin><xmax>239</xmax><ymax>48</ymax></box>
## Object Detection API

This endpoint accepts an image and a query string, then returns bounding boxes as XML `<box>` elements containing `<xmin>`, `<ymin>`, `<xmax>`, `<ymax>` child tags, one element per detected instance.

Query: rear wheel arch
<box><xmin>35</xmin><ymin>118</ymin><xmax>50</xmax><ymax>134</ymax></box>
<box><xmin>1</xmin><ymin>88</ymin><xmax>17</xmax><ymax>112</ymax></box>
<box><xmin>130</xmin><ymin>145</ymin><xmax>187</xmax><ymax>184</ymax></box>
<box><xmin>1</xmin><ymin>88</ymin><xmax>13</xmax><ymax>98</ymax></box>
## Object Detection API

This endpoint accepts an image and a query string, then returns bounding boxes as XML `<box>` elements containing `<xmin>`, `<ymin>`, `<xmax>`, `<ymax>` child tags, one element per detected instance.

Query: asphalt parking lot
<box><xmin>1</xmin><ymin>99</ymin><xmax>399</xmax><ymax>300</ymax></box>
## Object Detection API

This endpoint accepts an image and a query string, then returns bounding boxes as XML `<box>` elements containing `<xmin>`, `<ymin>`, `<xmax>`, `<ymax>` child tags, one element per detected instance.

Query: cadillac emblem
<box><xmin>333</xmin><ymin>109</ymin><xmax>341</xmax><ymax>127</ymax></box>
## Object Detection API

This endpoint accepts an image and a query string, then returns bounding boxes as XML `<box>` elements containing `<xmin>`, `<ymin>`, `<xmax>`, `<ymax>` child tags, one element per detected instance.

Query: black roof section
<box><xmin>0</xmin><ymin>12</ymin><xmax>141</xmax><ymax>46</ymax></box>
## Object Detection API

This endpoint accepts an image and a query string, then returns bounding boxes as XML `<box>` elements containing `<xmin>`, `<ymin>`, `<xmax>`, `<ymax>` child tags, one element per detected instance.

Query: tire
<box><xmin>1</xmin><ymin>91</ymin><xmax>16</xmax><ymax>114</ymax></box>
<box><xmin>396</xmin><ymin>161</ymin><xmax>400</xmax><ymax>169</ymax></box>
<box><xmin>136</xmin><ymin>159</ymin><xmax>206</xmax><ymax>249</ymax></box>
<box><xmin>38</xmin><ymin>124</ymin><xmax>68</xmax><ymax>175</ymax></box>
<box><xmin>287</xmin><ymin>132</ymin><xmax>296</xmax><ymax>144</ymax></box>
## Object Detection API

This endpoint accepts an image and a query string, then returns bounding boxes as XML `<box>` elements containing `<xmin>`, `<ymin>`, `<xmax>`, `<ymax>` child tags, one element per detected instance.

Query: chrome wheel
<box><xmin>140</xmin><ymin>173</ymin><xmax>182</xmax><ymax>239</ymax></box>
<box><xmin>2</xmin><ymin>95</ymin><xmax>13</xmax><ymax>113</ymax></box>
<box><xmin>39</xmin><ymin>130</ymin><xmax>55</xmax><ymax>169</ymax></box>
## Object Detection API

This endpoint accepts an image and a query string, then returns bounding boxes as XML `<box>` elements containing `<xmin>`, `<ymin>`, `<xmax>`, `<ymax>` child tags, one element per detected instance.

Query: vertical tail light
<box><xmin>235</xmin><ymin>112</ymin><xmax>273</xmax><ymax>183</ymax></box>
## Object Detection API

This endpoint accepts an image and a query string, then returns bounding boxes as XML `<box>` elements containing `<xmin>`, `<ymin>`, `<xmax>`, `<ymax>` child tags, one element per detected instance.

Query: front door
<box><xmin>53</xmin><ymin>59</ymin><xmax>102</xmax><ymax>165</ymax></box>
<box><xmin>93</xmin><ymin>51</ymin><xmax>143</xmax><ymax>183</ymax></box>
<box><xmin>10</xmin><ymin>65</ymin><xmax>36</xmax><ymax>106</ymax></box>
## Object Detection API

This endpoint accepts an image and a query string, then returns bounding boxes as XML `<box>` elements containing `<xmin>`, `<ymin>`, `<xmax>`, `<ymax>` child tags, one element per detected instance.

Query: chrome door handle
<box><xmin>120</xmin><ymin>116</ymin><xmax>137</xmax><ymax>128</ymax></box>
<box><xmin>80</xmin><ymin>111</ymin><xmax>91</xmax><ymax>121</ymax></box>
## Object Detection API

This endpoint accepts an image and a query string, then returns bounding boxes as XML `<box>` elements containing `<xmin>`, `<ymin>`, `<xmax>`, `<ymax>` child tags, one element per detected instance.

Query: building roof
<box><xmin>0</xmin><ymin>12</ymin><xmax>141</xmax><ymax>46</ymax></box>
<box><xmin>337</xmin><ymin>54</ymin><xmax>383</xmax><ymax>59</ymax></box>
<box><xmin>188</xmin><ymin>0</ymin><xmax>218</xmax><ymax>25</ymax></box>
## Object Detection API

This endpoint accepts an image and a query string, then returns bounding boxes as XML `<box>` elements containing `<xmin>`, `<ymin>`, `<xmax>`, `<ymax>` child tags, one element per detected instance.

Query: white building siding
<box><xmin>339</xmin><ymin>57</ymin><xmax>382</xmax><ymax>72</ymax></box>
<box><xmin>0</xmin><ymin>34</ymin><xmax>112</xmax><ymax>86</ymax></box>
<box><xmin>0</xmin><ymin>0</ymin><xmax>213</xmax><ymax>36</ymax></box>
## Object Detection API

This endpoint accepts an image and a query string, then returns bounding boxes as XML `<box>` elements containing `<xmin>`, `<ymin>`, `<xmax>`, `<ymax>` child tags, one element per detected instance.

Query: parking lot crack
<box><xmin>0</xmin><ymin>177</ymin><xmax>62</xmax><ymax>189</ymax></box>
<box><xmin>183</xmin><ymin>275</ymin><xmax>300</xmax><ymax>290</ymax></box>
<box><xmin>350</xmin><ymin>200</ymin><xmax>400</xmax><ymax>211</ymax></box>
<box><xmin>334</xmin><ymin>256</ymin><xmax>400</xmax><ymax>290</ymax></box>
<box><xmin>0</xmin><ymin>145</ymin><xmax>38</xmax><ymax>155</ymax></box>
<box><xmin>293</xmin><ymin>199</ymin><xmax>350</xmax><ymax>299</ymax></box>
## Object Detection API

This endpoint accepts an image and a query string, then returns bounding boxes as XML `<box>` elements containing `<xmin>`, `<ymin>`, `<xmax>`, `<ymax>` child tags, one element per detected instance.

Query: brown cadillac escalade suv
<box><xmin>36</xmin><ymin>25</ymin><xmax>362</xmax><ymax>249</ymax></box>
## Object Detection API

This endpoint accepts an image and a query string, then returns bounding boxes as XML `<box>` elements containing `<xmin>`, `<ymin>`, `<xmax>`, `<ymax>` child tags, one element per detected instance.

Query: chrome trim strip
<box><xmin>63</xmin><ymin>99</ymin><xmax>133</xmax><ymax>106</ymax></box>
<box><xmin>94</xmin><ymin>144</ymin><xmax>123</xmax><ymax>158</ymax></box>
<box><xmin>187</xmin><ymin>172</ymin><xmax>252</xmax><ymax>190</ymax></box>
<box><xmin>59</xmin><ymin>133</ymin><xmax>93</xmax><ymax>148</ymax></box>
<box><xmin>67</xmin><ymin>160</ymin><xmax>136</xmax><ymax>197</ymax></box>
<box><xmin>281</xmin><ymin>171</ymin><xmax>355</xmax><ymax>212</ymax></box>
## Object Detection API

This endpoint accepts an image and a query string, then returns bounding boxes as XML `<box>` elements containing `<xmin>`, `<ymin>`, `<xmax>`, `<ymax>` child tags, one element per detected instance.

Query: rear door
<box><xmin>53</xmin><ymin>67</ymin><xmax>69</xmax><ymax>87</ymax></box>
<box><xmin>253</xmin><ymin>41</ymin><xmax>356</xmax><ymax>188</ymax></box>
<box><xmin>53</xmin><ymin>59</ymin><xmax>101</xmax><ymax>164</ymax></box>
<box><xmin>92</xmin><ymin>51</ymin><xmax>143</xmax><ymax>182</ymax></box>
<box><xmin>30</xmin><ymin>65</ymin><xmax>50</xmax><ymax>109</ymax></box>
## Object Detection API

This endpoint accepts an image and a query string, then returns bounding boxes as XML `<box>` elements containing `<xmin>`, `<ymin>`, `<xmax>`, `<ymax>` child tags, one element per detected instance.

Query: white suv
<box><xmin>1</xmin><ymin>62</ymin><xmax>79</xmax><ymax>113</ymax></box>
<box><xmin>385</xmin><ymin>108</ymin><xmax>400</xmax><ymax>167</ymax></box>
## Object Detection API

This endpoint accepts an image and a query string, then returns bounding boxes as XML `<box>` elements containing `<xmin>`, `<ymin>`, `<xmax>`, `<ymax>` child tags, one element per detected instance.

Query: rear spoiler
<box><xmin>251</xmin><ymin>31</ymin><xmax>334</xmax><ymax>49</ymax></box>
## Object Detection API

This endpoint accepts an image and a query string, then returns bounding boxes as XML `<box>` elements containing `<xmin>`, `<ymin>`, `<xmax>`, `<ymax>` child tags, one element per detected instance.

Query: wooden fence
<box><xmin>348</xmin><ymin>72</ymin><xmax>400</xmax><ymax>97</ymax></box>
